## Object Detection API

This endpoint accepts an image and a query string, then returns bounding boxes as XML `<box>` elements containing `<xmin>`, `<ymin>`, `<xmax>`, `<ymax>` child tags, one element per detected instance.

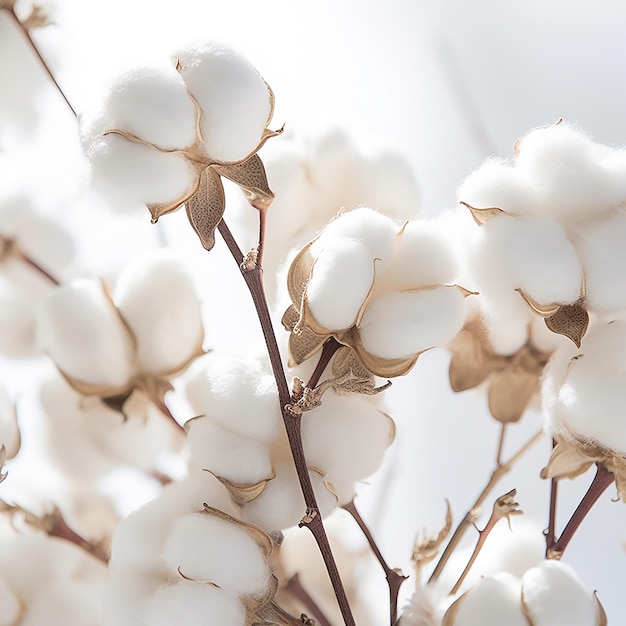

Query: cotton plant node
<box><xmin>448</xmin><ymin>316</ymin><xmax>552</xmax><ymax>423</ymax></box>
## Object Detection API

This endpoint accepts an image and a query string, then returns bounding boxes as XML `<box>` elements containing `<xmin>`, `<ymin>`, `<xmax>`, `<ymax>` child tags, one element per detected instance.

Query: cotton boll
<box><xmin>358</xmin><ymin>288</ymin><xmax>466</xmax><ymax>360</ymax></box>
<box><xmin>175</xmin><ymin>42</ymin><xmax>272</xmax><ymax>163</ymax></box>
<box><xmin>0</xmin><ymin>577</ymin><xmax>21</xmax><ymax>626</ymax></box>
<box><xmin>515</xmin><ymin>123</ymin><xmax>607</xmax><ymax>221</ymax></box>
<box><xmin>101</xmin><ymin>63</ymin><xmax>198</xmax><ymax>150</ymax></box>
<box><xmin>447</xmin><ymin>573</ymin><xmax>528</xmax><ymax>626</ymax></box>
<box><xmin>114</xmin><ymin>250</ymin><xmax>204</xmax><ymax>375</ymax></box>
<box><xmin>301</xmin><ymin>391</ymin><xmax>393</xmax><ymax>503</ymax></box>
<box><xmin>184</xmin><ymin>353</ymin><xmax>282</xmax><ymax>443</ymax></box>
<box><xmin>472</xmin><ymin>215</ymin><xmax>582</xmax><ymax>306</ymax></box>
<box><xmin>84</xmin><ymin>130</ymin><xmax>198</xmax><ymax>210</ymax></box>
<box><xmin>577</xmin><ymin>210</ymin><xmax>626</xmax><ymax>315</ymax></box>
<box><xmin>143</xmin><ymin>582</ymin><xmax>244</xmax><ymax>626</ymax></box>
<box><xmin>458</xmin><ymin>157</ymin><xmax>538</xmax><ymax>218</ymax></box>
<box><xmin>162</xmin><ymin>512</ymin><xmax>270</xmax><ymax>597</ymax></box>
<box><xmin>243</xmin><ymin>462</ymin><xmax>336</xmax><ymax>532</ymax></box>
<box><xmin>37</xmin><ymin>279</ymin><xmax>136</xmax><ymax>389</ymax></box>
<box><xmin>186</xmin><ymin>417</ymin><xmax>273</xmax><ymax>484</ymax></box>
<box><xmin>381</xmin><ymin>220</ymin><xmax>460</xmax><ymax>293</ymax></box>
<box><xmin>552</xmin><ymin>322</ymin><xmax>626</xmax><ymax>455</ymax></box>
<box><xmin>306</xmin><ymin>239</ymin><xmax>376</xmax><ymax>331</ymax></box>
<box><xmin>0</xmin><ymin>294</ymin><xmax>38</xmax><ymax>357</ymax></box>
<box><xmin>478</xmin><ymin>297</ymin><xmax>532</xmax><ymax>355</ymax></box>
<box><xmin>521</xmin><ymin>561</ymin><xmax>598</xmax><ymax>626</ymax></box>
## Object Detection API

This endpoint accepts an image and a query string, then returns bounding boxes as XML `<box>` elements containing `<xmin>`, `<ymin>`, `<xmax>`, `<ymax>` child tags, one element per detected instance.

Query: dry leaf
<box><xmin>215</xmin><ymin>154</ymin><xmax>274</xmax><ymax>211</ymax></box>
<box><xmin>185</xmin><ymin>167</ymin><xmax>226</xmax><ymax>251</ymax></box>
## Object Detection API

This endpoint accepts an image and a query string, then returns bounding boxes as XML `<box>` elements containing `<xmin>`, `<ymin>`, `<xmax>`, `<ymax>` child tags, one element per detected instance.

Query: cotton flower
<box><xmin>283</xmin><ymin>207</ymin><xmax>468</xmax><ymax>377</ymax></box>
<box><xmin>37</xmin><ymin>249</ymin><xmax>204</xmax><ymax>416</ymax></box>
<box><xmin>82</xmin><ymin>41</ymin><xmax>278</xmax><ymax>249</ymax></box>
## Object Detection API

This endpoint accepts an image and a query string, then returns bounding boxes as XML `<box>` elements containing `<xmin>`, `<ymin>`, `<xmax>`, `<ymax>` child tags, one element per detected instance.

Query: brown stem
<box><xmin>17</xmin><ymin>249</ymin><xmax>61</xmax><ymax>285</ymax></box>
<box><xmin>547</xmin><ymin>463</ymin><xmax>615</xmax><ymax>559</ymax></box>
<box><xmin>47</xmin><ymin>511</ymin><xmax>110</xmax><ymax>563</ymax></box>
<box><xmin>429</xmin><ymin>429</ymin><xmax>543</xmax><ymax>583</ymax></box>
<box><xmin>306</xmin><ymin>338</ymin><xmax>343</xmax><ymax>390</ymax></box>
<box><xmin>545</xmin><ymin>438</ymin><xmax>559</xmax><ymax>553</ymax></box>
<box><xmin>285</xmin><ymin>573</ymin><xmax>334</xmax><ymax>626</ymax></box>
<box><xmin>5</xmin><ymin>8</ymin><xmax>77</xmax><ymax>117</ymax></box>
<box><xmin>256</xmin><ymin>205</ymin><xmax>268</xmax><ymax>268</ymax></box>
<box><xmin>343</xmin><ymin>500</ymin><xmax>407</xmax><ymax>626</ymax></box>
<box><xmin>217</xmin><ymin>218</ymin><xmax>355</xmax><ymax>626</ymax></box>
<box><xmin>495</xmin><ymin>423</ymin><xmax>507</xmax><ymax>467</ymax></box>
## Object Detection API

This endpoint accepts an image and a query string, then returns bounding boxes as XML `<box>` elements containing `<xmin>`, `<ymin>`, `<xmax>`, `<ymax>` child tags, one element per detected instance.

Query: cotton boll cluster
<box><xmin>106</xmin><ymin>470</ymin><xmax>276</xmax><ymax>626</ymax></box>
<box><xmin>184</xmin><ymin>350</ymin><xmax>394</xmax><ymax>532</ymax></box>
<box><xmin>36</xmin><ymin>249</ymin><xmax>204</xmax><ymax>415</ymax></box>
<box><xmin>441</xmin><ymin>561</ymin><xmax>604</xmax><ymax>626</ymax></box>
<box><xmin>284</xmin><ymin>207</ymin><xmax>468</xmax><ymax>377</ymax></box>
<box><xmin>231</xmin><ymin>130</ymin><xmax>420</xmax><ymax>298</ymax></box>
<box><xmin>0</xmin><ymin>520</ymin><xmax>108</xmax><ymax>626</ymax></box>
<box><xmin>81</xmin><ymin>41</ymin><xmax>273</xmax><ymax>215</ymax></box>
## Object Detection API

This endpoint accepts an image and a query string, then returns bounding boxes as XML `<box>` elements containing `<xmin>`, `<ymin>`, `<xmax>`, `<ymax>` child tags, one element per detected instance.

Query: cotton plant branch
<box><xmin>429</xmin><ymin>426</ymin><xmax>544</xmax><ymax>583</ymax></box>
<box><xmin>0</xmin><ymin>498</ymin><xmax>109</xmax><ymax>563</ymax></box>
<box><xmin>546</xmin><ymin>463</ymin><xmax>615</xmax><ymax>560</ymax></box>
<box><xmin>545</xmin><ymin>438</ymin><xmax>559</xmax><ymax>552</ymax></box>
<box><xmin>342</xmin><ymin>499</ymin><xmax>408</xmax><ymax>626</ymax></box>
<box><xmin>1</xmin><ymin>2</ymin><xmax>77</xmax><ymax>118</ymax></box>
<box><xmin>0</xmin><ymin>235</ymin><xmax>61</xmax><ymax>285</ymax></box>
<box><xmin>217</xmin><ymin>218</ymin><xmax>356</xmax><ymax>626</ymax></box>
<box><xmin>284</xmin><ymin>573</ymin><xmax>334</xmax><ymax>626</ymax></box>
<box><xmin>449</xmin><ymin>489</ymin><xmax>523</xmax><ymax>596</ymax></box>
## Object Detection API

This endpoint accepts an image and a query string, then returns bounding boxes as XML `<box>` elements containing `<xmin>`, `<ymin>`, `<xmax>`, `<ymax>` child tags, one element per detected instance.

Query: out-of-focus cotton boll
<box><xmin>521</xmin><ymin>561</ymin><xmax>599</xmax><ymax>626</ymax></box>
<box><xmin>143</xmin><ymin>582</ymin><xmax>244</xmax><ymax>626</ymax></box>
<box><xmin>358</xmin><ymin>288</ymin><xmax>466</xmax><ymax>360</ymax></box>
<box><xmin>174</xmin><ymin>42</ymin><xmax>272</xmax><ymax>163</ymax></box>
<box><xmin>101</xmin><ymin>63</ymin><xmax>198</xmax><ymax>150</ymax></box>
<box><xmin>445</xmin><ymin>573</ymin><xmax>528</xmax><ymax>626</ymax></box>
<box><xmin>161</xmin><ymin>512</ymin><xmax>271</xmax><ymax>597</ymax></box>
<box><xmin>243</xmin><ymin>462</ymin><xmax>336</xmax><ymax>533</ymax></box>
<box><xmin>458</xmin><ymin>157</ymin><xmax>537</xmax><ymax>219</ymax></box>
<box><xmin>37</xmin><ymin>279</ymin><xmax>136</xmax><ymax>388</ymax></box>
<box><xmin>547</xmin><ymin>321</ymin><xmax>626</xmax><ymax>455</ymax></box>
<box><xmin>114</xmin><ymin>250</ymin><xmax>204</xmax><ymax>375</ymax></box>
<box><xmin>0</xmin><ymin>383</ymin><xmax>18</xmax><ymax>459</ymax></box>
<box><xmin>0</xmin><ymin>293</ymin><xmax>39</xmax><ymax>357</ymax></box>
<box><xmin>514</xmin><ymin>124</ymin><xmax>609</xmax><ymax>222</ymax></box>
<box><xmin>186</xmin><ymin>417</ymin><xmax>273</xmax><ymax>484</ymax></box>
<box><xmin>306</xmin><ymin>239</ymin><xmax>377</xmax><ymax>331</ymax></box>
<box><xmin>0</xmin><ymin>577</ymin><xmax>21</xmax><ymax>625</ymax></box>
<box><xmin>184</xmin><ymin>352</ymin><xmax>281</xmax><ymax>444</ymax></box>
<box><xmin>473</xmin><ymin>215</ymin><xmax>582</xmax><ymax>307</ymax></box>
<box><xmin>301</xmin><ymin>391</ymin><xmax>393</xmax><ymax>503</ymax></box>
<box><xmin>577</xmin><ymin>209</ymin><xmax>626</xmax><ymax>316</ymax></box>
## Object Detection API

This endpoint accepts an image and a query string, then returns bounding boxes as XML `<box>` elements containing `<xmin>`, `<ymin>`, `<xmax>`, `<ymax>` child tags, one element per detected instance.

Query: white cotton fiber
<box><xmin>473</xmin><ymin>215</ymin><xmax>582</xmax><ymax>306</ymax></box>
<box><xmin>312</xmin><ymin>207</ymin><xmax>398</xmax><ymax>261</ymax></box>
<box><xmin>554</xmin><ymin>321</ymin><xmax>626</xmax><ymax>455</ymax></box>
<box><xmin>85</xmin><ymin>132</ymin><xmax>198</xmax><ymax>210</ymax></box>
<box><xmin>358</xmin><ymin>288</ymin><xmax>466</xmax><ymax>360</ymax></box>
<box><xmin>102</xmin><ymin>63</ymin><xmax>198</xmax><ymax>150</ymax></box>
<box><xmin>306</xmin><ymin>239</ymin><xmax>375</xmax><ymax>331</ymax></box>
<box><xmin>162</xmin><ymin>512</ymin><xmax>270</xmax><ymax>597</ymax></box>
<box><xmin>301</xmin><ymin>391</ymin><xmax>392</xmax><ymax>503</ymax></box>
<box><xmin>449</xmin><ymin>573</ymin><xmax>527</xmax><ymax>626</ymax></box>
<box><xmin>458</xmin><ymin>157</ymin><xmax>537</xmax><ymax>218</ymax></box>
<box><xmin>0</xmin><ymin>577</ymin><xmax>20</xmax><ymax>625</ymax></box>
<box><xmin>515</xmin><ymin>123</ymin><xmax>607</xmax><ymax>222</ymax></box>
<box><xmin>174</xmin><ymin>42</ymin><xmax>271</xmax><ymax>163</ymax></box>
<box><xmin>114</xmin><ymin>250</ymin><xmax>203</xmax><ymax>375</ymax></box>
<box><xmin>521</xmin><ymin>561</ymin><xmax>597</xmax><ymax>626</ymax></box>
<box><xmin>185</xmin><ymin>353</ymin><xmax>282</xmax><ymax>443</ymax></box>
<box><xmin>577</xmin><ymin>209</ymin><xmax>626</xmax><ymax>315</ymax></box>
<box><xmin>37</xmin><ymin>279</ymin><xmax>136</xmax><ymax>388</ymax></box>
<box><xmin>186</xmin><ymin>417</ymin><xmax>273</xmax><ymax>484</ymax></box>
<box><xmin>143</xmin><ymin>582</ymin><xmax>244</xmax><ymax>626</ymax></box>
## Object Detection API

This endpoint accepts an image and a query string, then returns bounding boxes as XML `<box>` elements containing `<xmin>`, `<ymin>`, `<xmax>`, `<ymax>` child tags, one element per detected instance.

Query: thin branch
<box><xmin>429</xmin><ymin>429</ymin><xmax>543</xmax><ymax>583</ymax></box>
<box><xmin>495</xmin><ymin>423</ymin><xmax>507</xmax><ymax>467</ymax></box>
<box><xmin>343</xmin><ymin>500</ymin><xmax>407</xmax><ymax>626</ymax></box>
<box><xmin>306</xmin><ymin>338</ymin><xmax>343</xmax><ymax>390</ymax></box>
<box><xmin>4</xmin><ymin>7</ymin><xmax>77</xmax><ymax>118</ymax></box>
<box><xmin>256</xmin><ymin>205</ymin><xmax>268</xmax><ymax>267</ymax></box>
<box><xmin>16</xmin><ymin>249</ymin><xmax>61</xmax><ymax>285</ymax></box>
<box><xmin>545</xmin><ymin>438</ymin><xmax>559</xmax><ymax>553</ymax></box>
<box><xmin>547</xmin><ymin>463</ymin><xmax>615</xmax><ymax>559</ymax></box>
<box><xmin>217</xmin><ymin>218</ymin><xmax>355</xmax><ymax>626</ymax></box>
<box><xmin>285</xmin><ymin>573</ymin><xmax>334</xmax><ymax>626</ymax></box>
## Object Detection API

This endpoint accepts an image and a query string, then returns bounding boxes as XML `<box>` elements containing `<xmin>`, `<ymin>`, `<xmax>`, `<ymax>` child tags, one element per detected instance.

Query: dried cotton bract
<box><xmin>283</xmin><ymin>207</ymin><xmax>468</xmax><ymax>377</ymax></box>
<box><xmin>82</xmin><ymin>42</ymin><xmax>278</xmax><ymax>248</ymax></box>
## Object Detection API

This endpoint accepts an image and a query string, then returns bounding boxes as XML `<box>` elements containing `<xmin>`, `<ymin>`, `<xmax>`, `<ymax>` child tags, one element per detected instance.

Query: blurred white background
<box><xmin>3</xmin><ymin>0</ymin><xmax>626</xmax><ymax>622</ymax></box>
